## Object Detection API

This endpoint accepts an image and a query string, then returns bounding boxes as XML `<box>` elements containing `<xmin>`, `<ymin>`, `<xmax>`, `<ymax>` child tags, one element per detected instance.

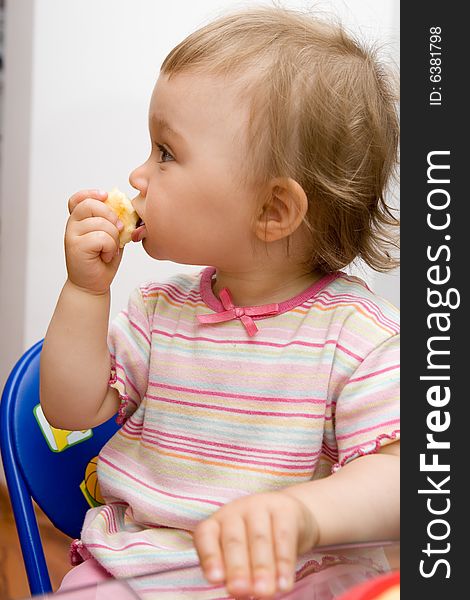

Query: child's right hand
<box><xmin>65</xmin><ymin>189</ymin><xmax>125</xmax><ymax>295</ymax></box>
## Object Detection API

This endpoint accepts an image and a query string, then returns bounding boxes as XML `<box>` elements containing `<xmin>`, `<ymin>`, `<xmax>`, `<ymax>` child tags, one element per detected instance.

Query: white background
<box><xmin>0</xmin><ymin>0</ymin><xmax>399</xmax><ymax>389</ymax></box>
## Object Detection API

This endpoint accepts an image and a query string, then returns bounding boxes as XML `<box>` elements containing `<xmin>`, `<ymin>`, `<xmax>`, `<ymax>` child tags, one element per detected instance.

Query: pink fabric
<box><xmin>57</xmin><ymin>560</ymin><xmax>381</xmax><ymax>599</ymax></box>
<box><xmin>197</xmin><ymin>286</ymin><xmax>280</xmax><ymax>336</ymax></box>
<box><xmin>82</xmin><ymin>269</ymin><xmax>398</xmax><ymax>586</ymax></box>
<box><xmin>199</xmin><ymin>267</ymin><xmax>340</xmax><ymax>316</ymax></box>
<box><xmin>197</xmin><ymin>269</ymin><xmax>340</xmax><ymax>336</ymax></box>
<box><xmin>58</xmin><ymin>558</ymin><xmax>112</xmax><ymax>592</ymax></box>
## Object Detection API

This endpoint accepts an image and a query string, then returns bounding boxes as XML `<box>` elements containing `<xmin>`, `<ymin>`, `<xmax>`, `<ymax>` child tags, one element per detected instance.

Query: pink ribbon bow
<box><xmin>197</xmin><ymin>288</ymin><xmax>280</xmax><ymax>337</ymax></box>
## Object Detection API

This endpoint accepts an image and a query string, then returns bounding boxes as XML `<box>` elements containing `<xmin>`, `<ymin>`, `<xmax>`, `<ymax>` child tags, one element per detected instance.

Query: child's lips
<box><xmin>132</xmin><ymin>223</ymin><xmax>147</xmax><ymax>242</ymax></box>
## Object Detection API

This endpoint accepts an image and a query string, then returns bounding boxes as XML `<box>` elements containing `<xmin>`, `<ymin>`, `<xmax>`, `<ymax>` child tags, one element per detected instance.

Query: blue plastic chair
<box><xmin>0</xmin><ymin>340</ymin><xmax>120</xmax><ymax>595</ymax></box>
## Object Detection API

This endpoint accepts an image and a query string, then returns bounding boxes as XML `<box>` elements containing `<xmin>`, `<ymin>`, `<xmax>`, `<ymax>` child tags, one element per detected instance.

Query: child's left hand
<box><xmin>193</xmin><ymin>491</ymin><xmax>319</xmax><ymax>599</ymax></box>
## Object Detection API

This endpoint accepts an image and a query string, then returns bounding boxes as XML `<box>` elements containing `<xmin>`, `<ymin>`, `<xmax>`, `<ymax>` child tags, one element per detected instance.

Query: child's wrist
<box><xmin>65</xmin><ymin>277</ymin><xmax>111</xmax><ymax>298</ymax></box>
<box><xmin>280</xmin><ymin>488</ymin><xmax>322</xmax><ymax>552</ymax></box>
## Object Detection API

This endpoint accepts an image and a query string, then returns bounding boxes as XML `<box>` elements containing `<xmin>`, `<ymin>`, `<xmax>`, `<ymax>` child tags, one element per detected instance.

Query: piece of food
<box><xmin>104</xmin><ymin>188</ymin><xmax>139</xmax><ymax>247</ymax></box>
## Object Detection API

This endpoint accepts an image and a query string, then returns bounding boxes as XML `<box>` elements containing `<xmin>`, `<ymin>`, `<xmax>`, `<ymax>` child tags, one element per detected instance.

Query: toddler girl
<box><xmin>40</xmin><ymin>6</ymin><xmax>400</xmax><ymax>599</ymax></box>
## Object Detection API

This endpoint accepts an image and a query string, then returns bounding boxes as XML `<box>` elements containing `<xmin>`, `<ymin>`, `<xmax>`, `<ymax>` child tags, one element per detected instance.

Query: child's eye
<box><xmin>155</xmin><ymin>143</ymin><xmax>174</xmax><ymax>163</ymax></box>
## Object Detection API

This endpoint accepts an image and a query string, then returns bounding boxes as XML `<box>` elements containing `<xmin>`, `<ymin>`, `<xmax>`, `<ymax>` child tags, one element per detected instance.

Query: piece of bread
<box><xmin>104</xmin><ymin>188</ymin><xmax>138</xmax><ymax>247</ymax></box>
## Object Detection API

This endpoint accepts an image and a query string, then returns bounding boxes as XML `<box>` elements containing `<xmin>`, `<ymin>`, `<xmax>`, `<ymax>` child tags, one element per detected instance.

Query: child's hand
<box><xmin>194</xmin><ymin>491</ymin><xmax>319</xmax><ymax>599</ymax></box>
<box><xmin>65</xmin><ymin>189</ymin><xmax>124</xmax><ymax>294</ymax></box>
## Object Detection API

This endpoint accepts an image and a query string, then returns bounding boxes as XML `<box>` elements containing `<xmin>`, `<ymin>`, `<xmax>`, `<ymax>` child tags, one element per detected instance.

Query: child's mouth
<box><xmin>132</xmin><ymin>217</ymin><xmax>147</xmax><ymax>242</ymax></box>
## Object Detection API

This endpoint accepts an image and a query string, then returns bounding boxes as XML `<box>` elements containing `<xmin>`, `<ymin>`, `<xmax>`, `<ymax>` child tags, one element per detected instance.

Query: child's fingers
<box><xmin>246</xmin><ymin>511</ymin><xmax>276</xmax><ymax>597</ymax></box>
<box><xmin>78</xmin><ymin>230</ymin><xmax>119</xmax><ymax>264</ymax></box>
<box><xmin>271</xmin><ymin>508</ymin><xmax>298</xmax><ymax>593</ymax></box>
<box><xmin>70</xmin><ymin>197</ymin><xmax>120</xmax><ymax>229</ymax></box>
<box><xmin>220</xmin><ymin>516</ymin><xmax>252</xmax><ymax>597</ymax></box>
<box><xmin>68</xmin><ymin>189</ymin><xmax>107</xmax><ymax>214</ymax></box>
<box><xmin>195</xmin><ymin>494</ymin><xmax>302</xmax><ymax>598</ymax></box>
<box><xmin>193</xmin><ymin>519</ymin><xmax>225</xmax><ymax>584</ymax></box>
<box><xmin>74</xmin><ymin>217</ymin><xmax>121</xmax><ymax>250</ymax></box>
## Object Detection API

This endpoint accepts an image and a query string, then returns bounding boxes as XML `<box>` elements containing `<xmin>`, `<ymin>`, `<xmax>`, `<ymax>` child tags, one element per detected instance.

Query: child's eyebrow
<box><xmin>150</xmin><ymin>115</ymin><xmax>185</xmax><ymax>143</ymax></box>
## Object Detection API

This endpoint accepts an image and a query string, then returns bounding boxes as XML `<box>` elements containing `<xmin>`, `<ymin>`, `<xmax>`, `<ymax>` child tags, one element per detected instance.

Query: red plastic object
<box><xmin>336</xmin><ymin>570</ymin><xmax>400</xmax><ymax>600</ymax></box>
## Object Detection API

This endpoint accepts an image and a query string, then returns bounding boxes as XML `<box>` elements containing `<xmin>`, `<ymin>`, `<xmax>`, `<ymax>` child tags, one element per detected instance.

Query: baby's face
<box><xmin>129</xmin><ymin>72</ymin><xmax>261</xmax><ymax>268</ymax></box>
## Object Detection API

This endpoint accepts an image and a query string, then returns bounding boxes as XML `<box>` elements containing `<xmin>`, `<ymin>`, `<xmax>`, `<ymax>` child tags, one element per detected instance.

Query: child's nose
<box><xmin>129</xmin><ymin>164</ymin><xmax>148</xmax><ymax>198</ymax></box>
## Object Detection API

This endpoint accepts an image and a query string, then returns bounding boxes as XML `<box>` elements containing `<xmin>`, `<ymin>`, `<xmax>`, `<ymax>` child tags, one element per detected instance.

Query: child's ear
<box><xmin>254</xmin><ymin>178</ymin><xmax>308</xmax><ymax>243</ymax></box>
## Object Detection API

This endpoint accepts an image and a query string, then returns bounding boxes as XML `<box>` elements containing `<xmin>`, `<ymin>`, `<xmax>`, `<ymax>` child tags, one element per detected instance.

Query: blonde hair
<box><xmin>161</xmin><ymin>5</ymin><xmax>399</xmax><ymax>273</ymax></box>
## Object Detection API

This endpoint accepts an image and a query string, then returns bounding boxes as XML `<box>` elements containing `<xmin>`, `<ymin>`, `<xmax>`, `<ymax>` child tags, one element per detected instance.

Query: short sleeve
<box><xmin>332</xmin><ymin>333</ymin><xmax>400</xmax><ymax>472</ymax></box>
<box><xmin>108</xmin><ymin>286</ymin><xmax>152</xmax><ymax>424</ymax></box>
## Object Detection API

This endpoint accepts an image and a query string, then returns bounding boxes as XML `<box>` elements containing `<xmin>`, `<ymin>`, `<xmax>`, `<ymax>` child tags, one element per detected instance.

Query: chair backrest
<box><xmin>0</xmin><ymin>340</ymin><xmax>119</xmax><ymax>595</ymax></box>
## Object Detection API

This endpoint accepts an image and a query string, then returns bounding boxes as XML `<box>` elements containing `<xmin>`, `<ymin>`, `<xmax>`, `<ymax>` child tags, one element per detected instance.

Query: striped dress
<box><xmin>78</xmin><ymin>266</ymin><xmax>400</xmax><ymax>597</ymax></box>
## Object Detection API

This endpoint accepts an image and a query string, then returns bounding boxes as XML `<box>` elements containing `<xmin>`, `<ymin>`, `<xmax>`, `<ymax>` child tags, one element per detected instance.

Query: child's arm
<box><xmin>194</xmin><ymin>441</ymin><xmax>399</xmax><ymax>598</ymax></box>
<box><xmin>40</xmin><ymin>189</ymin><xmax>124</xmax><ymax>431</ymax></box>
<box><xmin>285</xmin><ymin>441</ymin><xmax>400</xmax><ymax>546</ymax></box>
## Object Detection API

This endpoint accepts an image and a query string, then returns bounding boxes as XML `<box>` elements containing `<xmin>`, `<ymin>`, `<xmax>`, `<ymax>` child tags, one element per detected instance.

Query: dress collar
<box><xmin>198</xmin><ymin>267</ymin><xmax>339</xmax><ymax>336</ymax></box>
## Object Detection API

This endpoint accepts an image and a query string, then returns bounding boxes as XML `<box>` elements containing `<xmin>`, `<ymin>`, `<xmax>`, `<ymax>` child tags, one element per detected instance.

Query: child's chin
<box><xmin>142</xmin><ymin>240</ymin><xmax>171</xmax><ymax>261</ymax></box>
<box><xmin>143</xmin><ymin>241</ymin><xmax>202</xmax><ymax>266</ymax></box>
<box><xmin>141</xmin><ymin>239</ymin><xmax>157</xmax><ymax>257</ymax></box>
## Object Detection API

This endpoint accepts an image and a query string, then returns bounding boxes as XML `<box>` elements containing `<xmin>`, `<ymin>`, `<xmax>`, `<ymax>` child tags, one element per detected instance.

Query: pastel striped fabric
<box><xmin>79</xmin><ymin>267</ymin><xmax>399</xmax><ymax>593</ymax></box>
